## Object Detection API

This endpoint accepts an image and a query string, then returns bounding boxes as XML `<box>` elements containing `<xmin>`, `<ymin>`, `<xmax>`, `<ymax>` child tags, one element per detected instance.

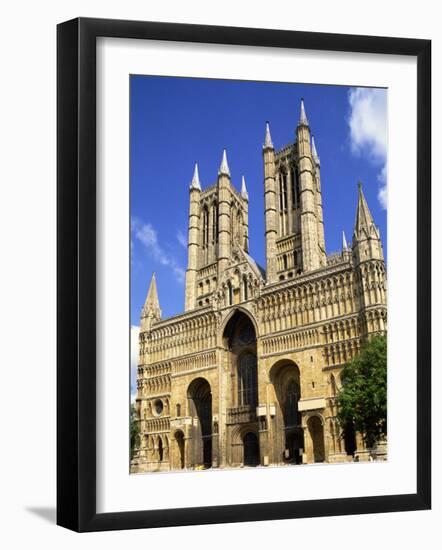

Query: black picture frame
<box><xmin>57</xmin><ymin>17</ymin><xmax>431</xmax><ymax>532</ymax></box>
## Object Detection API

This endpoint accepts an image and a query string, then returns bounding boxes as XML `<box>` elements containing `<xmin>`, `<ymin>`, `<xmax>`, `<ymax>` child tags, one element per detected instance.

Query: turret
<box><xmin>263</xmin><ymin>121</ymin><xmax>277</xmax><ymax>283</ymax></box>
<box><xmin>185</xmin><ymin>163</ymin><xmax>201</xmax><ymax>310</ymax></box>
<box><xmin>241</xmin><ymin>176</ymin><xmax>249</xmax><ymax>252</ymax></box>
<box><xmin>311</xmin><ymin>135</ymin><xmax>326</xmax><ymax>266</ymax></box>
<box><xmin>352</xmin><ymin>182</ymin><xmax>384</xmax><ymax>265</ymax></box>
<box><xmin>217</xmin><ymin>149</ymin><xmax>232</xmax><ymax>274</ymax></box>
<box><xmin>297</xmin><ymin>99</ymin><xmax>321</xmax><ymax>272</ymax></box>
<box><xmin>140</xmin><ymin>273</ymin><xmax>162</xmax><ymax>332</ymax></box>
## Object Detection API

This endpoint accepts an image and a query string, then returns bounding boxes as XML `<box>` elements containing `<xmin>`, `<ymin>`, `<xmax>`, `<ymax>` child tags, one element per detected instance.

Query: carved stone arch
<box><xmin>218</xmin><ymin>306</ymin><xmax>260</xmax><ymax>345</ymax></box>
<box><xmin>231</xmin><ymin>423</ymin><xmax>261</xmax><ymax>467</ymax></box>
<box><xmin>306</xmin><ymin>411</ymin><xmax>326</xmax><ymax>426</ymax></box>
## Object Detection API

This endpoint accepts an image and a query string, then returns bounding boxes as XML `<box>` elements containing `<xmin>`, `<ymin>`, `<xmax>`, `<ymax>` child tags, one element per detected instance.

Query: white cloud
<box><xmin>130</xmin><ymin>325</ymin><xmax>140</xmax><ymax>402</ymax></box>
<box><xmin>377</xmin><ymin>165</ymin><xmax>388</xmax><ymax>209</ymax></box>
<box><xmin>348</xmin><ymin>88</ymin><xmax>388</xmax><ymax>209</ymax></box>
<box><xmin>132</xmin><ymin>218</ymin><xmax>185</xmax><ymax>283</ymax></box>
<box><xmin>177</xmin><ymin>229</ymin><xmax>187</xmax><ymax>248</ymax></box>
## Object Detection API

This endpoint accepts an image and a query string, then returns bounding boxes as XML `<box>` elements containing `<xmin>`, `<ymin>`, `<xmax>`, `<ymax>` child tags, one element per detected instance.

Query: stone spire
<box><xmin>241</xmin><ymin>175</ymin><xmax>248</xmax><ymax>201</ymax></box>
<box><xmin>263</xmin><ymin>121</ymin><xmax>274</xmax><ymax>149</ymax></box>
<box><xmin>299</xmin><ymin>98</ymin><xmax>309</xmax><ymax>126</ymax></box>
<box><xmin>141</xmin><ymin>273</ymin><xmax>162</xmax><ymax>330</ymax></box>
<box><xmin>190</xmin><ymin>162</ymin><xmax>201</xmax><ymax>191</ymax></box>
<box><xmin>311</xmin><ymin>136</ymin><xmax>320</xmax><ymax>165</ymax></box>
<box><xmin>354</xmin><ymin>182</ymin><xmax>380</xmax><ymax>241</ymax></box>
<box><xmin>352</xmin><ymin>182</ymin><xmax>383</xmax><ymax>265</ymax></box>
<box><xmin>342</xmin><ymin>230</ymin><xmax>348</xmax><ymax>250</ymax></box>
<box><xmin>218</xmin><ymin>149</ymin><xmax>230</xmax><ymax>177</ymax></box>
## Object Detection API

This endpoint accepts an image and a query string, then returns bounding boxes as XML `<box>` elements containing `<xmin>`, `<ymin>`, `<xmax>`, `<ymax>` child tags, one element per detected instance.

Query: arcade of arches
<box><xmin>132</xmin><ymin>309</ymin><xmax>377</xmax><ymax>473</ymax></box>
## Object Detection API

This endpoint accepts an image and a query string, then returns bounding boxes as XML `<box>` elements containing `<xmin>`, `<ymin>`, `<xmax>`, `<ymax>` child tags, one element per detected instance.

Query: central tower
<box><xmin>263</xmin><ymin>100</ymin><xmax>326</xmax><ymax>284</ymax></box>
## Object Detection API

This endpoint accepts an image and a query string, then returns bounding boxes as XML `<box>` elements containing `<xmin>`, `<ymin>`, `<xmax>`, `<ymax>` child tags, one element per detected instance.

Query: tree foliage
<box><xmin>337</xmin><ymin>335</ymin><xmax>387</xmax><ymax>449</ymax></box>
<box><xmin>130</xmin><ymin>403</ymin><xmax>140</xmax><ymax>460</ymax></box>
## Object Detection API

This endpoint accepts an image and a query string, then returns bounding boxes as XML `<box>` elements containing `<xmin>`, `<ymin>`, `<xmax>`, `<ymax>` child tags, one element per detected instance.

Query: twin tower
<box><xmin>183</xmin><ymin>99</ymin><xmax>382</xmax><ymax>312</ymax></box>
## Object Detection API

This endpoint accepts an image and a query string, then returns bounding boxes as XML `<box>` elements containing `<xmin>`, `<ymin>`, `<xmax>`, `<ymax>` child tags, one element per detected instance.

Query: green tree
<box><xmin>130</xmin><ymin>403</ymin><xmax>140</xmax><ymax>460</ymax></box>
<box><xmin>337</xmin><ymin>335</ymin><xmax>387</xmax><ymax>449</ymax></box>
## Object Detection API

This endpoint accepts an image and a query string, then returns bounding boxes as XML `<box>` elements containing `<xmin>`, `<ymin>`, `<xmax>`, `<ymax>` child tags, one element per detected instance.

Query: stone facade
<box><xmin>131</xmin><ymin>100</ymin><xmax>387</xmax><ymax>473</ymax></box>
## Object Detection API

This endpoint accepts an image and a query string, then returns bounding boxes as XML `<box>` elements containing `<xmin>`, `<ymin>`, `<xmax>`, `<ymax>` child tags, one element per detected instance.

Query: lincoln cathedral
<box><xmin>131</xmin><ymin>100</ymin><xmax>387</xmax><ymax>473</ymax></box>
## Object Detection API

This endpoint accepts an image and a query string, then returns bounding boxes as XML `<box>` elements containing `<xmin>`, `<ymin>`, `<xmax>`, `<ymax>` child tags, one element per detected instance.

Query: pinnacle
<box><xmin>299</xmin><ymin>98</ymin><xmax>309</xmax><ymax>126</ymax></box>
<box><xmin>142</xmin><ymin>272</ymin><xmax>161</xmax><ymax>316</ymax></box>
<box><xmin>218</xmin><ymin>149</ymin><xmax>230</xmax><ymax>177</ymax></box>
<box><xmin>264</xmin><ymin>121</ymin><xmax>274</xmax><ymax>149</ymax></box>
<box><xmin>190</xmin><ymin>162</ymin><xmax>202</xmax><ymax>190</ymax></box>
<box><xmin>354</xmin><ymin>182</ymin><xmax>379</xmax><ymax>240</ymax></box>
<box><xmin>241</xmin><ymin>175</ymin><xmax>249</xmax><ymax>201</ymax></box>
<box><xmin>312</xmin><ymin>136</ymin><xmax>320</xmax><ymax>165</ymax></box>
<box><xmin>342</xmin><ymin>230</ymin><xmax>348</xmax><ymax>250</ymax></box>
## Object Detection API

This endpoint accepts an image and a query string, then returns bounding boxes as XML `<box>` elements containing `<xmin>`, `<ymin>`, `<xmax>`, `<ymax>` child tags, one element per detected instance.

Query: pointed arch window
<box><xmin>202</xmin><ymin>205</ymin><xmax>209</xmax><ymax>248</ymax></box>
<box><xmin>238</xmin><ymin>352</ymin><xmax>258</xmax><ymax>406</ymax></box>
<box><xmin>227</xmin><ymin>281</ymin><xmax>233</xmax><ymax>306</ymax></box>
<box><xmin>230</xmin><ymin>204</ymin><xmax>235</xmax><ymax>246</ymax></box>
<box><xmin>283</xmin><ymin>254</ymin><xmax>288</xmax><ymax>270</ymax></box>
<box><xmin>279</xmin><ymin>171</ymin><xmax>288</xmax><ymax>211</ymax></box>
<box><xmin>292</xmin><ymin>168</ymin><xmax>300</xmax><ymax>208</ymax></box>
<box><xmin>236</xmin><ymin>211</ymin><xmax>242</xmax><ymax>242</ymax></box>
<box><xmin>212</xmin><ymin>201</ymin><xmax>218</xmax><ymax>244</ymax></box>
<box><xmin>243</xmin><ymin>274</ymin><xmax>248</xmax><ymax>301</ymax></box>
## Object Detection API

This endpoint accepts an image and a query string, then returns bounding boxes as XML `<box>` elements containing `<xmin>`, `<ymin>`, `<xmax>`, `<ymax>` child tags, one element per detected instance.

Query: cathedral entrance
<box><xmin>223</xmin><ymin>310</ymin><xmax>260</xmax><ymax>467</ymax></box>
<box><xmin>308</xmin><ymin>416</ymin><xmax>325</xmax><ymax>463</ymax></box>
<box><xmin>173</xmin><ymin>430</ymin><xmax>185</xmax><ymax>469</ymax></box>
<box><xmin>285</xmin><ymin>431</ymin><xmax>303</xmax><ymax>465</ymax></box>
<box><xmin>187</xmin><ymin>378</ymin><xmax>212</xmax><ymax>468</ymax></box>
<box><xmin>270</xmin><ymin>361</ymin><xmax>304</xmax><ymax>464</ymax></box>
<box><xmin>243</xmin><ymin>432</ymin><xmax>260</xmax><ymax>466</ymax></box>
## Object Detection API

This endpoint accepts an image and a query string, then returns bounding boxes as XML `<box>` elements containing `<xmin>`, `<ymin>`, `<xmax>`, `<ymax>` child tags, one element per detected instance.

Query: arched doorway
<box><xmin>308</xmin><ymin>416</ymin><xmax>325</xmax><ymax>463</ymax></box>
<box><xmin>270</xmin><ymin>361</ymin><xmax>304</xmax><ymax>464</ymax></box>
<box><xmin>187</xmin><ymin>378</ymin><xmax>212</xmax><ymax>468</ymax></box>
<box><xmin>174</xmin><ymin>430</ymin><xmax>185</xmax><ymax>470</ymax></box>
<box><xmin>222</xmin><ymin>310</ymin><xmax>259</xmax><ymax>467</ymax></box>
<box><xmin>243</xmin><ymin>432</ymin><xmax>260</xmax><ymax>466</ymax></box>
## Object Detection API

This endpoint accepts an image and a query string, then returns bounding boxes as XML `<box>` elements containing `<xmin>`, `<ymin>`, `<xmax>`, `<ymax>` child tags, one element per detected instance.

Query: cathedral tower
<box><xmin>184</xmin><ymin>152</ymin><xmax>250</xmax><ymax>311</ymax></box>
<box><xmin>263</xmin><ymin>100</ymin><xmax>326</xmax><ymax>285</ymax></box>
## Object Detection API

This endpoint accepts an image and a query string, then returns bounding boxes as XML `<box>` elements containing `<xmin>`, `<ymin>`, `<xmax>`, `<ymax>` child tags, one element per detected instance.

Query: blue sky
<box><xmin>130</xmin><ymin>76</ymin><xmax>387</xmax><ymax>329</ymax></box>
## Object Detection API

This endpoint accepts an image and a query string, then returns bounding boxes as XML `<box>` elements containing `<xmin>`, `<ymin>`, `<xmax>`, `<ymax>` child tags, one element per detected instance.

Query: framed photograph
<box><xmin>57</xmin><ymin>17</ymin><xmax>431</xmax><ymax>532</ymax></box>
